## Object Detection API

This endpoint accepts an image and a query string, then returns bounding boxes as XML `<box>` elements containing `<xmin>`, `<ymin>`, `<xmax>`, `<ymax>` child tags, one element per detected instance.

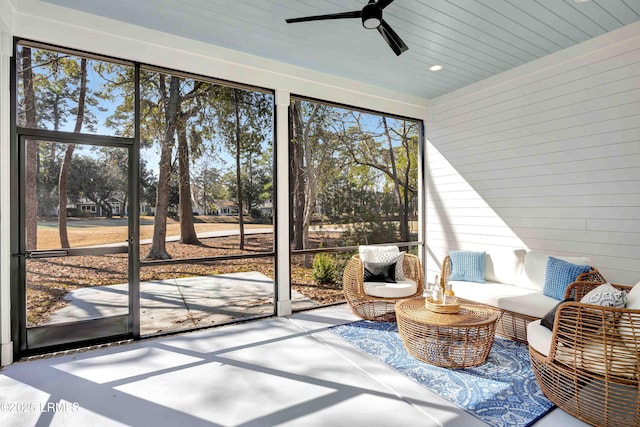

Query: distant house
<box><xmin>66</xmin><ymin>195</ymin><xmax>125</xmax><ymax>217</ymax></box>
<box><xmin>140</xmin><ymin>201</ymin><xmax>154</xmax><ymax>216</ymax></box>
<box><xmin>258</xmin><ymin>201</ymin><xmax>273</xmax><ymax>217</ymax></box>
<box><xmin>211</xmin><ymin>199</ymin><xmax>242</xmax><ymax>216</ymax></box>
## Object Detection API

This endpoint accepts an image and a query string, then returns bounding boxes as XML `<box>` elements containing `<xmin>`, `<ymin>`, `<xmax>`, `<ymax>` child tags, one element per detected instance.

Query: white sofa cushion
<box><xmin>518</xmin><ymin>252</ymin><xmax>591</xmax><ymax>291</ymax></box>
<box><xmin>450</xmin><ymin>280</ymin><xmax>559</xmax><ymax>319</ymax></box>
<box><xmin>527</xmin><ymin>319</ymin><xmax>552</xmax><ymax>357</ymax></box>
<box><xmin>484</xmin><ymin>248</ymin><xmax>526</xmax><ymax>285</ymax></box>
<box><xmin>618</xmin><ymin>282</ymin><xmax>640</xmax><ymax>354</ymax></box>
<box><xmin>364</xmin><ymin>279</ymin><xmax>417</xmax><ymax>299</ymax></box>
<box><xmin>626</xmin><ymin>282</ymin><xmax>640</xmax><ymax>309</ymax></box>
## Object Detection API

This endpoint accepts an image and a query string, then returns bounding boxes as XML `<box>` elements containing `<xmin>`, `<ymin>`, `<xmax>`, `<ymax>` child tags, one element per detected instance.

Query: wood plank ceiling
<box><xmin>41</xmin><ymin>0</ymin><xmax>640</xmax><ymax>99</ymax></box>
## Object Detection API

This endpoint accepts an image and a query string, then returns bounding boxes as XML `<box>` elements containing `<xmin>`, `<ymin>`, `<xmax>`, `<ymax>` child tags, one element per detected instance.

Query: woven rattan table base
<box><xmin>396</xmin><ymin>298</ymin><xmax>499</xmax><ymax>368</ymax></box>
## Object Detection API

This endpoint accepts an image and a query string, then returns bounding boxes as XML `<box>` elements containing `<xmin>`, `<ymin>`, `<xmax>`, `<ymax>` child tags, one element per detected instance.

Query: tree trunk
<box><xmin>233</xmin><ymin>89</ymin><xmax>245</xmax><ymax>250</ymax></box>
<box><xmin>58</xmin><ymin>57</ymin><xmax>88</xmax><ymax>248</ymax></box>
<box><xmin>146</xmin><ymin>76</ymin><xmax>180</xmax><ymax>260</ymax></box>
<box><xmin>402</xmin><ymin>122</ymin><xmax>412</xmax><ymax>239</ymax></box>
<box><xmin>291</xmin><ymin>101</ymin><xmax>322</xmax><ymax>267</ymax></box>
<box><xmin>57</xmin><ymin>145</ymin><xmax>75</xmax><ymax>248</ymax></box>
<box><xmin>300</xmin><ymin>104</ymin><xmax>321</xmax><ymax>268</ymax></box>
<box><xmin>246</xmin><ymin>153</ymin><xmax>254</xmax><ymax>215</ymax></box>
<box><xmin>22</xmin><ymin>47</ymin><xmax>39</xmax><ymax>250</ymax></box>
<box><xmin>291</xmin><ymin>100</ymin><xmax>320</xmax><ymax>255</ymax></box>
<box><xmin>177</xmin><ymin>121</ymin><xmax>200</xmax><ymax>244</ymax></box>
<box><xmin>122</xmin><ymin>193</ymin><xmax>128</xmax><ymax>218</ymax></box>
<box><xmin>101</xmin><ymin>200</ymin><xmax>113</xmax><ymax>219</ymax></box>
<box><xmin>382</xmin><ymin>117</ymin><xmax>407</xmax><ymax>241</ymax></box>
<box><xmin>290</xmin><ymin>101</ymin><xmax>305</xmax><ymax>250</ymax></box>
<box><xmin>302</xmin><ymin>169</ymin><xmax>316</xmax><ymax>268</ymax></box>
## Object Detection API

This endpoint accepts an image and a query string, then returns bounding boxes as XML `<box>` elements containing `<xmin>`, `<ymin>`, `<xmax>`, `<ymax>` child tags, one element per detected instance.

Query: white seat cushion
<box><xmin>364</xmin><ymin>279</ymin><xmax>417</xmax><ymax>298</ymax></box>
<box><xmin>450</xmin><ymin>280</ymin><xmax>559</xmax><ymax>318</ymax></box>
<box><xmin>618</xmin><ymin>282</ymin><xmax>640</xmax><ymax>353</ymax></box>
<box><xmin>527</xmin><ymin>319</ymin><xmax>552</xmax><ymax>357</ymax></box>
<box><xmin>528</xmin><ymin>312</ymin><xmax>638</xmax><ymax>379</ymax></box>
<box><xmin>626</xmin><ymin>282</ymin><xmax>640</xmax><ymax>309</ymax></box>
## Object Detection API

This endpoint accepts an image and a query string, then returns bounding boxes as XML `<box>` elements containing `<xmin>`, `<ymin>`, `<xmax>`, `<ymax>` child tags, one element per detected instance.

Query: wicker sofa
<box><xmin>527</xmin><ymin>280</ymin><xmax>640</xmax><ymax>426</ymax></box>
<box><xmin>440</xmin><ymin>249</ymin><xmax>604</xmax><ymax>342</ymax></box>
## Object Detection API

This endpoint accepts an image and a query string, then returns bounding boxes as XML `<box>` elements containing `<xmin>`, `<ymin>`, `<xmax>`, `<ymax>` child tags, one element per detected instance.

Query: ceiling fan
<box><xmin>285</xmin><ymin>0</ymin><xmax>409</xmax><ymax>56</ymax></box>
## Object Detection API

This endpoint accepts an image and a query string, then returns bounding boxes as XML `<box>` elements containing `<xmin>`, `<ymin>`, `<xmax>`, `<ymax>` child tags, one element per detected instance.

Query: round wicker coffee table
<box><xmin>396</xmin><ymin>298</ymin><xmax>499</xmax><ymax>368</ymax></box>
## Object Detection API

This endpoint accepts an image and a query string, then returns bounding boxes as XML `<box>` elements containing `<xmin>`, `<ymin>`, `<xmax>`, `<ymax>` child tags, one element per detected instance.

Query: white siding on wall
<box><xmin>426</xmin><ymin>26</ymin><xmax>640</xmax><ymax>286</ymax></box>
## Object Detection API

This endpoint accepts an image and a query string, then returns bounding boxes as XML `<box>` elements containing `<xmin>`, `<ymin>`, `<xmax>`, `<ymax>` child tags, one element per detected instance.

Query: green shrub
<box><xmin>342</xmin><ymin>220</ymin><xmax>399</xmax><ymax>246</ymax></box>
<box><xmin>312</xmin><ymin>253</ymin><xmax>338</xmax><ymax>285</ymax></box>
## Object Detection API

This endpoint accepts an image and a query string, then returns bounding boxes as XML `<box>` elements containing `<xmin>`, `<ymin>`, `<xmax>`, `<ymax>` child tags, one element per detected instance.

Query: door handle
<box><xmin>27</xmin><ymin>250</ymin><xmax>69</xmax><ymax>258</ymax></box>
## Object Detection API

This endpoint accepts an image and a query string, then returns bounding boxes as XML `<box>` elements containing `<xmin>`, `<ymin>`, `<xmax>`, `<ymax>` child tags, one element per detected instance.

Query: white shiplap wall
<box><xmin>426</xmin><ymin>23</ymin><xmax>640</xmax><ymax>286</ymax></box>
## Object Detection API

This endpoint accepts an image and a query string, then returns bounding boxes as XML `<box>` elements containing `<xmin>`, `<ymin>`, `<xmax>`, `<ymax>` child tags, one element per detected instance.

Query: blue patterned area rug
<box><xmin>330</xmin><ymin>321</ymin><xmax>554</xmax><ymax>427</ymax></box>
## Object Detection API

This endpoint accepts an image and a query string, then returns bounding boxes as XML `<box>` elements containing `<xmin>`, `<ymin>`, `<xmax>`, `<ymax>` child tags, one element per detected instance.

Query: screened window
<box><xmin>289</xmin><ymin>97</ymin><xmax>421</xmax><ymax>309</ymax></box>
<box><xmin>138</xmin><ymin>69</ymin><xmax>275</xmax><ymax>262</ymax></box>
<box><xmin>16</xmin><ymin>43</ymin><xmax>133</xmax><ymax>136</ymax></box>
<box><xmin>136</xmin><ymin>69</ymin><xmax>276</xmax><ymax>333</ymax></box>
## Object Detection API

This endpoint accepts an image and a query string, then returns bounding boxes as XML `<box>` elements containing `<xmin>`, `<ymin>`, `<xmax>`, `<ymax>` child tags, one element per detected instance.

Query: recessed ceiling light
<box><xmin>429</xmin><ymin>65</ymin><xmax>443</xmax><ymax>71</ymax></box>
<box><xmin>574</xmin><ymin>0</ymin><xmax>591</xmax><ymax>3</ymax></box>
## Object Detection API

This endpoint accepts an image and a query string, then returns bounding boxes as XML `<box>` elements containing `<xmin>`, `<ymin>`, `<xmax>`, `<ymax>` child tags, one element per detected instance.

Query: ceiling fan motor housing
<box><xmin>362</xmin><ymin>2</ymin><xmax>382</xmax><ymax>29</ymax></box>
<box><xmin>285</xmin><ymin>0</ymin><xmax>407</xmax><ymax>55</ymax></box>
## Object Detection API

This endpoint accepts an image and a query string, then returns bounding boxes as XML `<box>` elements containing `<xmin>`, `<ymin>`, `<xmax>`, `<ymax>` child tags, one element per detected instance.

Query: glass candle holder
<box><xmin>443</xmin><ymin>282</ymin><xmax>456</xmax><ymax>305</ymax></box>
<box><xmin>432</xmin><ymin>287</ymin><xmax>443</xmax><ymax>304</ymax></box>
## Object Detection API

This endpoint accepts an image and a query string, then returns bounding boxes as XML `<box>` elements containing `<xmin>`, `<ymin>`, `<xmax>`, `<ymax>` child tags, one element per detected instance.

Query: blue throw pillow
<box><xmin>449</xmin><ymin>250</ymin><xmax>485</xmax><ymax>283</ymax></box>
<box><xmin>543</xmin><ymin>257</ymin><xmax>591</xmax><ymax>300</ymax></box>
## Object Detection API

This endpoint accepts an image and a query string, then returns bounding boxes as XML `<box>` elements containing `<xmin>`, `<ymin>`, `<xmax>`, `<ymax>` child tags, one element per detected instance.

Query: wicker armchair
<box><xmin>343</xmin><ymin>253</ymin><xmax>424</xmax><ymax>321</ymax></box>
<box><xmin>529</xmin><ymin>281</ymin><xmax>640</xmax><ymax>427</ymax></box>
<box><xmin>440</xmin><ymin>255</ymin><xmax>606</xmax><ymax>342</ymax></box>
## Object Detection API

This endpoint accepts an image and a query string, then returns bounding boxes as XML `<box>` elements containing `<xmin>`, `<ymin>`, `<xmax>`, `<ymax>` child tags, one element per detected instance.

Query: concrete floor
<box><xmin>1</xmin><ymin>305</ymin><xmax>588</xmax><ymax>427</ymax></box>
<box><xmin>46</xmin><ymin>272</ymin><xmax>317</xmax><ymax>335</ymax></box>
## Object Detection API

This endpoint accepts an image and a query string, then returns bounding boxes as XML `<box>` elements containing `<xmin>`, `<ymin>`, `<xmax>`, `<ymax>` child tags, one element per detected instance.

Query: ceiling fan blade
<box><xmin>376</xmin><ymin>0</ymin><xmax>396</xmax><ymax>10</ymax></box>
<box><xmin>286</xmin><ymin>10</ymin><xmax>362</xmax><ymax>24</ymax></box>
<box><xmin>377</xmin><ymin>19</ymin><xmax>408</xmax><ymax>56</ymax></box>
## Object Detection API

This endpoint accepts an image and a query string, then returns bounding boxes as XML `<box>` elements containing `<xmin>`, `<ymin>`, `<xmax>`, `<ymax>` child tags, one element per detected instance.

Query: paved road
<box><xmin>88</xmin><ymin>227</ymin><xmax>274</xmax><ymax>248</ymax></box>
